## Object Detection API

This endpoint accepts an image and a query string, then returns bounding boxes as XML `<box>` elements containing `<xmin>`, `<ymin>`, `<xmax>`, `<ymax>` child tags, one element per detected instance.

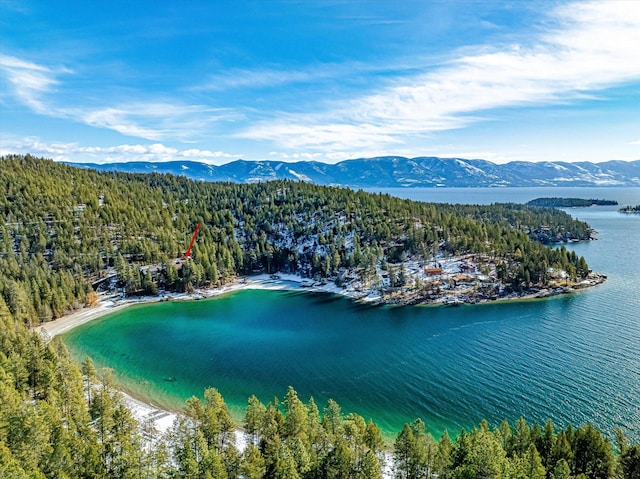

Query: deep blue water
<box><xmin>63</xmin><ymin>187</ymin><xmax>640</xmax><ymax>440</ymax></box>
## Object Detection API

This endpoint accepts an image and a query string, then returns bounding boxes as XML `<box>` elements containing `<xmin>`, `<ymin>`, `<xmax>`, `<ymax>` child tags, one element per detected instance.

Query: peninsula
<box><xmin>1</xmin><ymin>154</ymin><xmax>604</xmax><ymax>322</ymax></box>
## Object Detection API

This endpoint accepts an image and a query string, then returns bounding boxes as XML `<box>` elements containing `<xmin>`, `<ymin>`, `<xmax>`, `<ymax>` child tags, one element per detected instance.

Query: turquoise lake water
<box><xmin>62</xmin><ymin>187</ymin><xmax>640</xmax><ymax>440</ymax></box>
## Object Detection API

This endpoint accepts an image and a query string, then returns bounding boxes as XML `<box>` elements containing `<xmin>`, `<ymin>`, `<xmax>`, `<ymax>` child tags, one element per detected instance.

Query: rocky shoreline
<box><xmin>342</xmin><ymin>271</ymin><xmax>607</xmax><ymax>307</ymax></box>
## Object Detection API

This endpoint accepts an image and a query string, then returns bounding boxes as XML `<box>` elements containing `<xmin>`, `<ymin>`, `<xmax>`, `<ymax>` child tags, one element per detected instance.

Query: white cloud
<box><xmin>199</xmin><ymin>67</ymin><xmax>325</xmax><ymax>91</ymax></box>
<box><xmin>239</xmin><ymin>1</ymin><xmax>640</xmax><ymax>152</ymax></box>
<box><xmin>0</xmin><ymin>55</ymin><xmax>238</xmax><ymax>142</ymax></box>
<box><xmin>196</xmin><ymin>61</ymin><xmax>402</xmax><ymax>92</ymax></box>
<box><xmin>629</xmin><ymin>140</ymin><xmax>640</xmax><ymax>145</ymax></box>
<box><xmin>181</xmin><ymin>148</ymin><xmax>235</xmax><ymax>159</ymax></box>
<box><xmin>0</xmin><ymin>138</ymin><xmax>240</xmax><ymax>165</ymax></box>
<box><xmin>0</xmin><ymin>54</ymin><xmax>71</xmax><ymax>114</ymax></box>
<box><xmin>76</xmin><ymin>103</ymin><xmax>238</xmax><ymax>142</ymax></box>
<box><xmin>3</xmin><ymin>1</ymin><xmax>639</xmax><ymax>160</ymax></box>
<box><xmin>0</xmin><ymin>137</ymin><xmax>366</xmax><ymax>165</ymax></box>
<box><xmin>81</xmin><ymin>108</ymin><xmax>168</xmax><ymax>141</ymax></box>
<box><xmin>243</xmin><ymin>120</ymin><xmax>404</xmax><ymax>151</ymax></box>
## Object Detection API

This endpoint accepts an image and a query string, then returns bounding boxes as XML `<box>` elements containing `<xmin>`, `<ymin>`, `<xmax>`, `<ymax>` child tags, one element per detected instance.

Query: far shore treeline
<box><xmin>1</xmin><ymin>309</ymin><xmax>639</xmax><ymax>478</ymax></box>
<box><xmin>2</xmin><ymin>155</ymin><xmax>594</xmax><ymax>325</ymax></box>
<box><xmin>619</xmin><ymin>204</ymin><xmax>640</xmax><ymax>214</ymax></box>
<box><xmin>526</xmin><ymin>197</ymin><xmax>618</xmax><ymax>208</ymax></box>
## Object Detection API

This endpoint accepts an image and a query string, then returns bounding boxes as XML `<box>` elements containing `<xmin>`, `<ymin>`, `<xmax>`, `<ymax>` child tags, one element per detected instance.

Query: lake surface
<box><xmin>63</xmin><ymin>187</ymin><xmax>640</xmax><ymax>441</ymax></box>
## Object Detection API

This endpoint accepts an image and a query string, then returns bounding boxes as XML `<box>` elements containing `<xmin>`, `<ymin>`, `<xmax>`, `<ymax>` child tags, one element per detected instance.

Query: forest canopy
<box><xmin>0</xmin><ymin>156</ymin><xmax>634</xmax><ymax>478</ymax></box>
<box><xmin>2</xmin><ymin>155</ymin><xmax>595</xmax><ymax>325</ymax></box>
<box><xmin>1</xmin><ymin>307</ymin><xmax>638</xmax><ymax>478</ymax></box>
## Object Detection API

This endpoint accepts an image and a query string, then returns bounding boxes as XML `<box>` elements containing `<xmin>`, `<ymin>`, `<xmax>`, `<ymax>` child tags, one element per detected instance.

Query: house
<box><xmin>453</xmin><ymin>274</ymin><xmax>472</xmax><ymax>283</ymax></box>
<box><xmin>139</xmin><ymin>264</ymin><xmax>163</xmax><ymax>280</ymax></box>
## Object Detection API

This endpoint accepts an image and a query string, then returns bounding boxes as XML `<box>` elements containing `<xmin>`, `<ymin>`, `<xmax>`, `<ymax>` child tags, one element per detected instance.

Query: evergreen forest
<box><xmin>619</xmin><ymin>205</ymin><xmax>640</xmax><ymax>214</ymax></box>
<box><xmin>1</xmin><ymin>155</ymin><xmax>594</xmax><ymax>326</ymax></box>
<box><xmin>1</xmin><ymin>155</ymin><xmax>637</xmax><ymax>478</ymax></box>
<box><xmin>1</xmin><ymin>307</ymin><xmax>639</xmax><ymax>478</ymax></box>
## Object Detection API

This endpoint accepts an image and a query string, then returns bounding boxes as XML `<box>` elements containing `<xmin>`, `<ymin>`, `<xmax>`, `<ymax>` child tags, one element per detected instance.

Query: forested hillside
<box><xmin>1</xmin><ymin>307</ymin><xmax>639</xmax><ymax>478</ymax></box>
<box><xmin>1</xmin><ymin>155</ymin><xmax>636</xmax><ymax>478</ymax></box>
<box><xmin>1</xmin><ymin>155</ymin><xmax>596</xmax><ymax>325</ymax></box>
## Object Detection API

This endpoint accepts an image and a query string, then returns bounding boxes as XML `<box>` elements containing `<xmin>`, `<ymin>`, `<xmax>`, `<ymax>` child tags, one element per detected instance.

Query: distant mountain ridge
<box><xmin>63</xmin><ymin>156</ymin><xmax>640</xmax><ymax>188</ymax></box>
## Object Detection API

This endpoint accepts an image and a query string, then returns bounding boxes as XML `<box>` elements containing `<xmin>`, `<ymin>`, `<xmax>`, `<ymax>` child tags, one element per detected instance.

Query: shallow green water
<box><xmin>63</xmin><ymin>187</ymin><xmax>640</xmax><ymax>440</ymax></box>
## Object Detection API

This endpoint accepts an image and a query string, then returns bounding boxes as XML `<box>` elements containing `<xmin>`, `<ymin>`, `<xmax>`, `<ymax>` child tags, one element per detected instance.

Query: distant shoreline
<box><xmin>526</xmin><ymin>197</ymin><xmax>618</xmax><ymax>208</ymax></box>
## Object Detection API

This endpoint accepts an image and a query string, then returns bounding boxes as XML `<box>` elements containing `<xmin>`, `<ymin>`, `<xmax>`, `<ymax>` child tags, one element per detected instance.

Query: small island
<box><xmin>619</xmin><ymin>204</ymin><xmax>640</xmax><ymax>214</ymax></box>
<box><xmin>527</xmin><ymin>197</ymin><xmax>618</xmax><ymax>208</ymax></box>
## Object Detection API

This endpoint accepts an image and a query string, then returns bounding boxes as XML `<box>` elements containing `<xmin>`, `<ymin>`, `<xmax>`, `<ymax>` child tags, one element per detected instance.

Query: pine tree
<box><xmin>245</xmin><ymin>395</ymin><xmax>266</xmax><ymax>446</ymax></box>
<box><xmin>81</xmin><ymin>356</ymin><xmax>97</xmax><ymax>403</ymax></box>
<box><xmin>239</xmin><ymin>444</ymin><xmax>265</xmax><ymax>479</ymax></box>
<box><xmin>620</xmin><ymin>444</ymin><xmax>640</xmax><ymax>479</ymax></box>
<box><xmin>322</xmin><ymin>399</ymin><xmax>343</xmax><ymax>438</ymax></box>
<box><xmin>521</xmin><ymin>443</ymin><xmax>546</xmax><ymax>479</ymax></box>
<box><xmin>552</xmin><ymin>458</ymin><xmax>571</xmax><ymax>479</ymax></box>
<box><xmin>283</xmin><ymin>386</ymin><xmax>308</xmax><ymax>440</ymax></box>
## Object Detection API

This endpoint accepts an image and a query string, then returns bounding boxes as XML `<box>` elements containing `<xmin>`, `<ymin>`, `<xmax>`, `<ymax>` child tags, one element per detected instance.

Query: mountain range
<box><xmin>64</xmin><ymin>156</ymin><xmax>640</xmax><ymax>188</ymax></box>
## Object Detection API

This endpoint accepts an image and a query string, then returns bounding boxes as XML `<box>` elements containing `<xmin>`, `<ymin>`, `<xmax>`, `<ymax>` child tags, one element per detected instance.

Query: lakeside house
<box><xmin>425</xmin><ymin>267</ymin><xmax>442</xmax><ymax>276</ymax></box>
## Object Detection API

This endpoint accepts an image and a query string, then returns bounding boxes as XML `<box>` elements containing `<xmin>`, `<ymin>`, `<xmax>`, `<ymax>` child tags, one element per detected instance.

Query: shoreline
<box><xmin>36</xmin><ymin>274</ymin><xmax>334</xmax><ymax>340</ymax></box>
<box><xmin>37</xmin><ymin>278</ymin><xmax>261</xmax><ymax>340</ymax></box>
<box><xmin>37</xmin><ymin>270</ymin><xmax>607</xmax><ymax>340</ymax></box>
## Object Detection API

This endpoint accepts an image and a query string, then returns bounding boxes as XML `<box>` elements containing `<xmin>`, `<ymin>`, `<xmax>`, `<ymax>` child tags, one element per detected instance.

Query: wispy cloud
<box><xmin>0</xmin><ymin>54</ymin><xmax>71</xmax><ymax>114</ymax></box>
<box><xmin>3</xmin><ymin>1</ymin><xmax>639</xmax><ymax>162</ymax></box>
<box><xmin>0</xmin><ymin>138</ymin><xmax>239</xmax><ymax>164</ymax></box>
<box><xmin>78</xmin><ymin>103</ymin><xmax>238</xmax><ymax>141</ymax></box>
<box><xmin>199</xmin><ymin>67</ymin><xmax>329</xmax><ymax>91</ymax></box>
<box><xmin>0</xmin><ymin>55</ymin><xmax>238</xmax><ymax>142</ymax></box>
<box><xmin>195</xmin><ymin>60</ymin><xmax>419</xmax><ymax>93</ymax></box>
<box><xmin>238</xmin><ymin>1</ymin><xmax>640</xmax><ymax>153</ymax></box>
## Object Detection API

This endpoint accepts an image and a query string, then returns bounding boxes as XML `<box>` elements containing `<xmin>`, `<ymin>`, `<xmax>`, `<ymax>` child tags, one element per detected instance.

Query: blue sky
<box><xmin>1</xmin><ymin>0</ymin><xmax>639</xmax><ymax>165</ymax></box>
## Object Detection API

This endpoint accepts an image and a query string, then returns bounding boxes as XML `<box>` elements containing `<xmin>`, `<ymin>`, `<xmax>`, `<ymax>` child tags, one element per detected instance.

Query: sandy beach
<box><xmin>37</xmin><ymin>273</ymin><xmax>346</xmax><ymax>340</ymax></box>
<box><xmin>37</xmin><ymin>298</ymin><xmax>127</xmax><ymax>340</ymax></box>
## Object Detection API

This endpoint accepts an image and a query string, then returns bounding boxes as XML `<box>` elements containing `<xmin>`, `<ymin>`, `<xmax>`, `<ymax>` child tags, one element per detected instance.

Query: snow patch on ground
<box><xmin>121</xmin><ymin>391</ymin><xmax>177</xmax><ymax>436</ymax></box>
<box><xmin>121</xmin><ymin>389</ymin><xmax>394</xmax><ymax>478</ymax></box>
